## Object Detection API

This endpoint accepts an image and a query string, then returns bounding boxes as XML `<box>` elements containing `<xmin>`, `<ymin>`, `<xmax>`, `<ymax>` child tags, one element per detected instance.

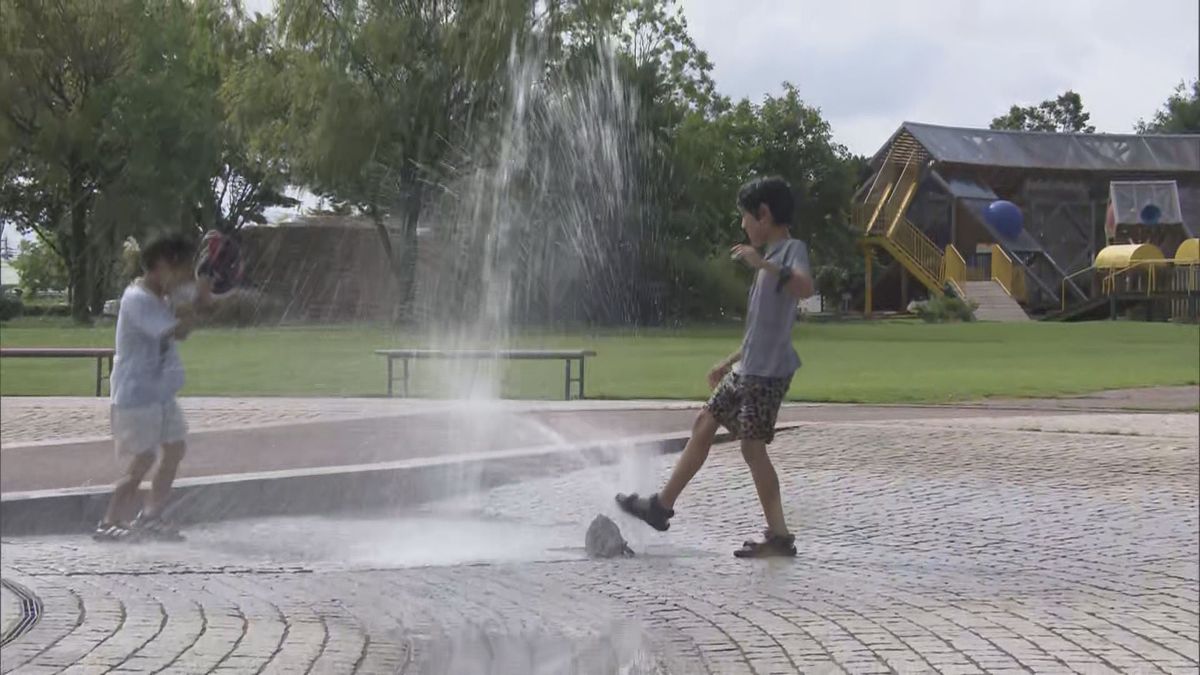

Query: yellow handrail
<box><xmin>883</xmin><ymin>160</ymin><xmax>921</xmax><ymax>237</ymax></box>
<box><xmin>890</xmin><ymin>217</ymin><xmax>943</xmax><ymax>285</ymax></box>
<box><xmin>1060</xmin><ymin>267</ymin><xmax>1096</xmax><ymax>313</ymax></box>
<box><xmin>944</xmin><ymin>244</ymin><xmax>966</xmax><ymax>288</ymax></box>
<box><xmin>1011</xmin><ymin>266</ymin><xmax>1027</xmax><ymax>303</ymax></box>
<box><xmin>861</xmin><ymin>179</ymin><xmax>895</xmax><ymax>234</ymax></box>
<box><xmin>1101</xmin><ymin>259</ymin><xmax>1172</xmax><ymax>296</ymax></box>
<box><xmin>990</xmin><ymin>244</ymin><xmax>1026</xmax><ymax>302</ymax></box>
<box><xmin>1061</xmin><ymin>258</ymin><xmax>1195</xmax><ymax>313</ymax></box>
<box><xmin>991</xmin><ymin>244</ymin><xmax>1014</xmax><ymax>297</ymax></box>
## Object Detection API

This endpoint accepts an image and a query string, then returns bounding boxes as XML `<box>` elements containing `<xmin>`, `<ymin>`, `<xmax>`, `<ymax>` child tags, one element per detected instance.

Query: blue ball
<box><xmin>985</xmin><ymin>200</ymin><xmax>1023</xmax><ymax>240</ymax></box>
<box><xmin>1140</xmin><ymin>204</ymin><xmax>1162</xmax><ymax>226</ymax></box>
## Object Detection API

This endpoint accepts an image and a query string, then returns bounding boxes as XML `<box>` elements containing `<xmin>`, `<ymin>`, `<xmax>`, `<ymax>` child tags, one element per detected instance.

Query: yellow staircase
<box><xmin>855</xmin><ymin>149</ymin><xmax>963</xmax><ymax>307</ymax></box>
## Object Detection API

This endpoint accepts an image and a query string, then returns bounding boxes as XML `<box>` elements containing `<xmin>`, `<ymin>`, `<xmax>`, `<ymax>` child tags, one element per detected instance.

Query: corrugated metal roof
<box><xmin>880</xmin><ymin>122</ymin><xmax>1200</xmax><ymax>173</ymax></box>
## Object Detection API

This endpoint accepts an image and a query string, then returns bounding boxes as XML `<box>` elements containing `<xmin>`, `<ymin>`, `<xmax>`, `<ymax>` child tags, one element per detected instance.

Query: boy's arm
<box><xmin>757</xmin><ymin>258</ymin><xmax>814</xmax><ymax>299</ymax></box>
<box><xmin>716</xmin><ymin>349</ymin><xmax>742</xmax><ymax>370</ymax></box>
<box><xmin>708</xmin><ymin>349</ymin><xmax>742</xmax><ymax>388</ymax></box>
<box><xmin>730</xmin><ymin>243</ymin><xmax>815</xmax><ymax>298</ymax></box>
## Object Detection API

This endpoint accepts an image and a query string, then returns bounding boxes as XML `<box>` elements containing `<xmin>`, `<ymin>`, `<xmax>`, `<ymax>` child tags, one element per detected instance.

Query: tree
<box><xmin>1</xmin><ymin>0</ymin><xmax>220</xmax><ymax>321</ymax></box>
<box><xmin>190</xmin><ymin>0</ymin><xmax>298</xmax><ymax>234</ymax></box>
<box><xmin>264</xmin><ymin>0</ymin><xmax>533</xmax><ymax>318</ymax></box>
<box><xmin>1137</xmin><ymin>80</ymin><xmax>1200</xmax><ymax>134</ymax></box>
<box><xmin>990</xmin><ymin>90</ymin><xmax>1095</xmax><ymax>133</ymax></box>
<box><xmin>11</xmin><ymin>238</ymin><xmax>69</xmax><ymax>297</ymax></box>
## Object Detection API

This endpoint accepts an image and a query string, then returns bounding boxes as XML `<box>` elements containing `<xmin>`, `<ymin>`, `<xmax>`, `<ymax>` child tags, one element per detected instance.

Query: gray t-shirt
<box><xmin>111</xmin><ymin>282</ymin><xmax>184</xmax><ymax>408</ymax></box>
<box><xmin>735</xmin><ymin>238</ymin><xmax>810</xmax><ymax>379</ymax></box>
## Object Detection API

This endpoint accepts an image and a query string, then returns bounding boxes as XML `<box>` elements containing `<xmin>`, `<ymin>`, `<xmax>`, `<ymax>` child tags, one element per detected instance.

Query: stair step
<box><xmin>959</xmin><ymin>280</ymin><xmax>1031</xmax><ymax>322</ymax></box>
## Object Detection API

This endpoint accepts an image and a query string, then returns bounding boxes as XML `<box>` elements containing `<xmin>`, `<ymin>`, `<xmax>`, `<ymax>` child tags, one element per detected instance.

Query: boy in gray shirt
<box><xmin>617</xmin><ymin>177</ymin><xmax>814</xmax><ymax>558</ymax></box>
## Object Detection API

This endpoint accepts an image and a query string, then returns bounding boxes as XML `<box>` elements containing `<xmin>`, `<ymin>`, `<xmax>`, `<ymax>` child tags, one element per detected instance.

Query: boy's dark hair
<box><xmin>737</xmin><ymin>176</ymin><xmax>794</xmax><ymax>225</ymax></box>
<box><xmin>140</xmin><ymin>232</ymin><xmax>195</xmax><ymax>272</ymax></box>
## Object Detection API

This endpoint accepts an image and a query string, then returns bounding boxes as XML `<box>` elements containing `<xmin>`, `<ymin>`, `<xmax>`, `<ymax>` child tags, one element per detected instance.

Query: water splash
<box><xmin>413</xmin><ymin>41</ymin><xmax>647</xmax><ymax>400</ymax></box>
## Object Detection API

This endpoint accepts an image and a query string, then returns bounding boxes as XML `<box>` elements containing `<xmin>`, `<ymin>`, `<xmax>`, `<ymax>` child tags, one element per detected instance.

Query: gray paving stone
<box><xmin>1</xmin><ymin>414</ymin><xmax>1197</xmax><ymax>673</ymax></box>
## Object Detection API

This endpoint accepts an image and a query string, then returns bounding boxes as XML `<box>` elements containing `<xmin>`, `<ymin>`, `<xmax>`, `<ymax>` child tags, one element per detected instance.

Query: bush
<box><xmin>658</xmin><ymin>249</ymin><xmax>749</xmax><ymax>321</ymax></box>
<box><xmin>11</xmin><ymin>239</ymin><xmax>68</xmax><ymax>297</ymax></box>
<box><xmin>20</xmin><ymin>303</ymin><xmax>71</xmax><ymax>317</ymax></box>
<box><xmin>913</xmin><ymin>295</ymin><xmax>978</xmax><ymax>323</ymax></box>
<box><xmin>0</xmin><ymin>295</ymin><xmax>24</xmax><ymax>321</ymax></box>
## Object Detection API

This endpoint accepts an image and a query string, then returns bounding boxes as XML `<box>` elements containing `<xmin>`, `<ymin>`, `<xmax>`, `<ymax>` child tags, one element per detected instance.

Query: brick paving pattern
<box><xmin>0</xmin><ymin>397</ymin><xmax>710</xmax><ymax>448</ymax></box>
<box><xmin>1</xmin><ymin>412</ymin><xmax>1197</xmax><ymax>673</ymax></box>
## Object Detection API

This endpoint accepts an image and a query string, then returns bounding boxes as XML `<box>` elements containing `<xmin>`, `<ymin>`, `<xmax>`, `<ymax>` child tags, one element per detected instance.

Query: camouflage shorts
<box><xmin>704</xmin><ymin>372</ymin><xmax>792</xmax><ymax>444</ymax></box>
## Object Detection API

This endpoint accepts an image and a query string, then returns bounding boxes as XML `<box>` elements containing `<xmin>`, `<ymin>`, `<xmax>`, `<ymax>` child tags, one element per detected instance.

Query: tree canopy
<box><xmin>990</xmin><ymin>90</ymin><xmax>1095</xmax><ymax>134</ymax></box>
<box><xmin>1137</xmin><ymin>80</ymin><xmax>1200</xmax><ymax>134</ymax></box>
<box><xmin>8</xmin><ymin>1</ymin><xmax>1184</xmax><ymax>326</ymax></box>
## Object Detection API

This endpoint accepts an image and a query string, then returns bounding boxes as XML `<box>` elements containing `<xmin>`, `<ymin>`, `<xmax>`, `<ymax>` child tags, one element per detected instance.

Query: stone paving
<box><xmin>4</xmin><ymin>385</ymin><xmax>1195</xmax><ymax>448</ymax></box>
<box><xmin>1</xmin><ymin>411</ymin><xmax>1198</xmax><ymax>673</ymax></box>
<box><xmin>0</xmin><ymin>397</ymin><xmax>710</xmax><ymax>448</ymax></box>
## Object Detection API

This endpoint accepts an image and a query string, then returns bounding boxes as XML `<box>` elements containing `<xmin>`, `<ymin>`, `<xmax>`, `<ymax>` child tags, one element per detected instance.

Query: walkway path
<box><xmin>2</xmin><ymin>408</ymin><xmax>1196</xmax><ymax>673</ymax></box>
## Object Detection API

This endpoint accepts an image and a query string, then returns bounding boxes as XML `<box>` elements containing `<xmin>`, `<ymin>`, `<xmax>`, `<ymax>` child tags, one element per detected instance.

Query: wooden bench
<box><xmin>0</xmin><ymin>347</ymin><xmax>116</xmax><ymax>396</ymax></box>
<box><xmin>375</xmin><ymin>349</ymin><xmax>597</xmax><ymax>400</ymax></box>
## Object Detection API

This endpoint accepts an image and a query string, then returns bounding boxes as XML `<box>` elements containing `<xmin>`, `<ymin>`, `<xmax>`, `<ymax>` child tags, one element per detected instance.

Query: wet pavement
<box><xmin>2</xmin><ymin>407</ymin><xmax>1196</xmax><ymax>673</ymax></box>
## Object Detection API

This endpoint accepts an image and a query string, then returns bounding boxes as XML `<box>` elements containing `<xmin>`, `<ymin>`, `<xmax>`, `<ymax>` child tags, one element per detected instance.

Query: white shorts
<box><xmin>111</xmin><ymin>399</ymin><xmax>188</xmax><ymax>459</ymax></box>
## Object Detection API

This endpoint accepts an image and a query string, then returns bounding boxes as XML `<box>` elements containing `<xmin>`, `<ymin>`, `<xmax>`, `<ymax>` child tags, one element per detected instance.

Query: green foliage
<box><xmin>914</xmin><ymin>295</ymin><xmax>978</xmax><ymax>323</ymax></box>
<box><xmin>0</xmin><ymin>295</ymin><xmax>23</xmax><ymax>322</ymax></box>
<box><xmin>2</xmin><ymin>0</ymin><xmax>862</xmax><ymax>325</ymax></box>
<box><xmin>656</xmin><ymin>249</ymin><xmax>749</xmax><ymax>321</ymax></box>
<box><xmin>666</xmin><ymin>85</ymin><xmax>860</xmax><ymax>275</ymax></box>
<box><xmin>1</xmin><ymin>0</ymin><xmax>223</xmax><ymax>320</ymax></box>
<box><xmin>1137</xmin><ymin>80</ymin><xmax>1200</xmax><ymax>134</ymax></box>
<box><xmin>11</xmin><ymin>239</ymin><xmax>68</xmax><ymax>297</ymax></box>
<box><xmin>990</xmin><ymin>90</ymin><xmax>1095</xmax><ymax>133</ymax></box>
<box><xmin>814</xmin><ymin>264</ymin><xmax>855</xmax><ymax>312</ymax></box>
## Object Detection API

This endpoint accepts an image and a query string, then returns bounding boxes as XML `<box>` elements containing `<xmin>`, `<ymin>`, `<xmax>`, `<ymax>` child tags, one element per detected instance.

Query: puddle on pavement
<box><xmin>190</xmin><ymin>513</ymin><xmax>587</xmax><ymax>568</ymax></box>
<box><xmin>179</xmin><ymin>509</ymin><xmax>712</xmax><ymax>569</ymax></box>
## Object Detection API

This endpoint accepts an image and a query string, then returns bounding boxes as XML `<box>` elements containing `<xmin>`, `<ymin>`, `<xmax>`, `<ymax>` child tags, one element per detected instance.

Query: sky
<box><xmin>680</xmin><ymin>0</ymin><xmax>1199</xmax><ymax>155</ymax></box>
<box><xmin>5</xmin><ymin>0</ymin><xmax>1195</xmax><ymax>245</ymax></box>
<box><xmin>241</xmin><ymin>0</ymin><xmax>1199</xmax><ymax>156</ymax></box>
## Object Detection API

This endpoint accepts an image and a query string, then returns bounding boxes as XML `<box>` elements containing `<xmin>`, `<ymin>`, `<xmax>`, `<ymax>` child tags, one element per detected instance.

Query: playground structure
<box><xmin>852</xmin><ymin>122</ymin><xmax>1200</xmax><ymax>321</ymax></box>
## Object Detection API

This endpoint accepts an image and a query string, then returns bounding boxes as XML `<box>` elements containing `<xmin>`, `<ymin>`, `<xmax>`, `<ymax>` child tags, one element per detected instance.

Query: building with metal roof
<box><xmin>853</xmin><ymin>122</ymin><xmax>1200</xmax><ymax>320</ymax></box>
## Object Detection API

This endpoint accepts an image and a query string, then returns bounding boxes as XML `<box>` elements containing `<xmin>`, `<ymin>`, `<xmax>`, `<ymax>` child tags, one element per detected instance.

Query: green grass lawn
<box><xmin>1</xmin><ymin>317</ymin><xmax>1197</xmax><ymax>403</ymax></box>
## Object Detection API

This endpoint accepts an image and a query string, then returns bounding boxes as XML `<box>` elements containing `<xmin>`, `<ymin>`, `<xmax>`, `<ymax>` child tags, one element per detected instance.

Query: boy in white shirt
<box><xmin>94</xmin><ymin>233</ymin><xmax>210</xmax><ymax>541</ymax></box>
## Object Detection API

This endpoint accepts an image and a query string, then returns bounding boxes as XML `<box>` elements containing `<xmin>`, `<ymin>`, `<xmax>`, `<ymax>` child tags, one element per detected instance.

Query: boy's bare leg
<box><xmin>658</xmin><ymin>411</ymin><xmax>721</xmax><ymax>509</ymax></box>
<box><xmin>740</xmin><ymin>439</ymin><xmax>789</xmax><ymax>536</ymax></box>
<box><xmin>104</xmin><ymin>452</ymin><xmax>155</xmax><ymax>525</ymax></box>
<box><xmin>145</xmin><ymin>441</ymin><xmax>186</xmax><ymax>517</ymax></box>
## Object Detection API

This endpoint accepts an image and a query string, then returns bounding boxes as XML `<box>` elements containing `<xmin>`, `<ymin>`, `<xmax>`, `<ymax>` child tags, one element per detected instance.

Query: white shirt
<box><xmin>111</xmin><ymin>282</ymin><xmax>185</xmax><ymax>408</ymax></box>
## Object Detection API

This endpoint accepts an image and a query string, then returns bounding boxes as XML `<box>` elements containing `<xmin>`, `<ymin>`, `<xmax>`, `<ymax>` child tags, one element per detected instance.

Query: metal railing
<box><xmin>1060</xmin><ymin>267</ymin><xmax>1097</xmax><ymax>313</ymax></box>
<box><xmin>1100</xmin><ymin>260</ymin><xmax>1170</xmax><ymax>296</ymax></box>
<box><xmin>1011</xmin><ymin>266</ymin><xmax>1028</xmax><ymax>303</ymax></box>
<box><xmin>881</xmin><ymin>161</ymin><xmax>921</xmax><ymax>237</ymax></box>
<box><xmin>943</xmin><ymin>244</ymin><xmax>966</xmax><ymax>288</ymax></box>
<box><xmin>1060</xmin><ymin>259</ymin><xmax>1199</xmax><ymax>313</ymax></box>
<box><xmin>990</xmin><ymin>245</ymin><xmax>1026</xmax><ymax>303</ymax></box>
<box><xmin>890</xmin><ymin>217</ymin><xmax>944</xmax><ymax>286</ymax></box>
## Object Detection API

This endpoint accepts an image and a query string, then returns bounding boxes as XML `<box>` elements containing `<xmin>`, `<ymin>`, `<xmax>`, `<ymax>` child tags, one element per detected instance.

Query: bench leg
<box><xmin>95</xmin><ymin>357</ymin><xmax>103</xmax><ymax>397</ymax></box>
<box><xmin>387</xmin><ymin>357</ymin><xmax>394</xmax><ymax>397</ymax></box>
<box><xmin>578</xmin><ymin>357</ymin><xmax>586</xmax><ymax>400</ymax></box>
<box><xmin>403</xmin><ymin>358</ymin><xmax>410</xmax><ymax>398</ymax></box>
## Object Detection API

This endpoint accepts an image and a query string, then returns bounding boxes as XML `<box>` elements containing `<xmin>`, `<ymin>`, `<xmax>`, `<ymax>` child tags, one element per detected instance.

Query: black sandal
<box><xmin>131</xmin><ymin>512</ymin><xmax>185</xmax><ymax>542</ymax></box>
<box><xmin>614</xmin><ymin>492</ymin><xmax>674</xmax><ymax>532</ymax></box>
<box><xmin>92</xmin><ymin>522</ymin><xmax>135</xmax><ymax>542</ymax></box>
<box><xmin>734</xmin><ymin>532</ymin><xmax>797</xmax><ymax>558</ymax></box>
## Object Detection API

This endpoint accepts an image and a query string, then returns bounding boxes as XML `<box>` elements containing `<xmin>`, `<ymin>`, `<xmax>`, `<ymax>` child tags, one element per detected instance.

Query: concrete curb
<box><xmin>0</xmin><ymin>424</ymin><xmax>804</xmax><ymax>536</ymax></box>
